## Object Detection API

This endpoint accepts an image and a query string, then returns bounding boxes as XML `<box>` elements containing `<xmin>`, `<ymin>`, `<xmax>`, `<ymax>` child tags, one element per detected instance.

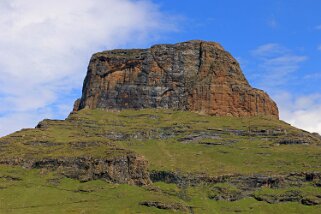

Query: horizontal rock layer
<box><xmin>0</xmin><ymin>154</ymin><xmax>151</xmax><ymax>185</ymax></box>
<box><xmin>74</xmin><ymin>40</ymin><xmax>279</xmax><ymax>118</ymax></box>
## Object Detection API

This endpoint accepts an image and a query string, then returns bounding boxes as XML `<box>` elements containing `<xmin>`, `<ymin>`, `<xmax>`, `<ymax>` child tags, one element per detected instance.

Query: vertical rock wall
<box><xmin>74</xmin><ymin>40</ymin><xmax>279</xmax><ymax>118</ymax></box>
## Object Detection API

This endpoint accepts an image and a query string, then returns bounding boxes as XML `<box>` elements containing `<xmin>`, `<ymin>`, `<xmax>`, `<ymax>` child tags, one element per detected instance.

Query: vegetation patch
<box><xmin>0</xmin><ymin>109</ymin><xmax>321</xmax><ymax>213</ymax></box>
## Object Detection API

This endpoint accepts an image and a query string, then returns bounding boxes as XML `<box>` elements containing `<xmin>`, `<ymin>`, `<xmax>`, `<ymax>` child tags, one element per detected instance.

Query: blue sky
<box><xmin>0</xmin><ymin>0</ymin><xmax>320</xmax><ymax>136</ymax></box>
<box><xmin>155</xmin><ymin>0</ymin><xmax>321</xmax><ymax>134</ymax></box>
<box><xmin>155</xmin><ymin>0</ymin><xmax>321</xmax><ymax>97</ymax></box>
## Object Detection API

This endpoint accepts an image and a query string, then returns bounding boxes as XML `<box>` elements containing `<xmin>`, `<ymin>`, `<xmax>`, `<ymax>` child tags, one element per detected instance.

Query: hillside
<box><xmin>0</xmin><ymin>109</ymin><xmax>320</xmax><ymax>213</ymax></box>
<box><xmin>0</xmin><ymin>40</ymin><xmax>320</xmax><ymax>213</ymax></box>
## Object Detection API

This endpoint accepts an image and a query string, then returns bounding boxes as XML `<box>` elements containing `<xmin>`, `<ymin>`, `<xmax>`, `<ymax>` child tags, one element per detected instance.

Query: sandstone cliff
<box><xmin>74</xmin><ymin>40</ymin><xmax>279</xmax><ymax>118</ymax></box>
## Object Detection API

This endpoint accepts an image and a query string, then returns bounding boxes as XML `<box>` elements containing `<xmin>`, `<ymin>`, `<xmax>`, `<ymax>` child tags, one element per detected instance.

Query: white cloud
<box><xmin>275</xmin><ymin>92</ymin><xmax>321</xmax><ymax>134</ymax></box>
<box><xmin>251</xmin><ymin>43</ymin><xmax>286</xmax><ymax>57</ymax></box>
<box><xmin>316</xmin><ymin>25</ymin><xmax>321</xmax><ymax>30</ymax></box>
<box><xmin>0</xmin><ymin>111</ymin><xmax>53</xmax><ymax>136</ymax></box>
<box><xmin>318</xmin><ymin>45</ymin><xmax>321</xmax><ymax>51</ymax></box>
<box><xmin>251</xmin><ymin>43</ymin><xmax>307</xmax><ymax>87</ymax></box>
<box><xmin>0</xmin><ymin>0</ymin><xmax>177</xmax><ymax>137</ymax></box>
<box><xmin>304</xmin><ymin>72</ymin><xmax>321</xmax><ymax>80</ymax></box>
<box><xmin>249</xmin><ymin>44</ymin><xmax>321</xmax><ymax>134</ymax></box>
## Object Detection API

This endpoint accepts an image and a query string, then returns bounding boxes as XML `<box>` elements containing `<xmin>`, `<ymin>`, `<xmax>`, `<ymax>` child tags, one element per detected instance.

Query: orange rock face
<box><xmin>74</xmin><ymin>40</ymin><xmax>279</xmax><ymax>118</ymax></box>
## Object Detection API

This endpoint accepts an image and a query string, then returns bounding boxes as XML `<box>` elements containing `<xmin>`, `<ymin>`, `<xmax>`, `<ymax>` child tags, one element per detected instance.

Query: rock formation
<box><xmin>0</xmin><ymin>153</ymin><xmax>151</xmax><ymax>185</ymax></box>
<box><xmin>74</xmin><ymin>40</ymin><xmax>279</xmax><ymax>118</ymax></box>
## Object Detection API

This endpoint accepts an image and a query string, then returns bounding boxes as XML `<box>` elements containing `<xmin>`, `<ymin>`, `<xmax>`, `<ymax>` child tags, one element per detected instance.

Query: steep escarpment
<box><xmin>74</xmin><ymin>40</ymin><xmax>279</xmax><ymax>118</ymax></box>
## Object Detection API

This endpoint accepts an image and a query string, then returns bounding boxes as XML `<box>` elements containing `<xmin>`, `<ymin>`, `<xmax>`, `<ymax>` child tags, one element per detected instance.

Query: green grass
<box><xmin>0</xmin><ymin>166</ymin><xmax>186</xmax><ymax>214</ymax></box>
<box><xmin>2</xmin><ymin>109</ymin><xmax>320</xmax><ymax>174</ymax></box>
<box><xmin>0</xmin><ymin>109</ymin><xmax>321</xmax><ymax>213</ymax></box>
<box><xmin>0</xmin><ymin>166</ymin><xmax>320</xmax><ymax>214</ymax></box>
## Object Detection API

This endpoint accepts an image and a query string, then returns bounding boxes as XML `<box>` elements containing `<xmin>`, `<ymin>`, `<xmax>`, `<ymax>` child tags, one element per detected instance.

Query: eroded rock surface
<box><xmin>150</xmin><ymin>170</ymin><xmax>321</xmax><ymax>205</ymax></box>
<box><xmin>74</xmin><ymin>40</ymin><xmax>279</xmax><ymax>118</ymax></box>
<box><xmin>0</xmin><ymin>154</ymin><xmax>151</xmax><ymax>185</ymax></box>
<box><xmin>139</xmin><ymin>201</ymin><xmax>190</xmax><ymax>212</ymax></box>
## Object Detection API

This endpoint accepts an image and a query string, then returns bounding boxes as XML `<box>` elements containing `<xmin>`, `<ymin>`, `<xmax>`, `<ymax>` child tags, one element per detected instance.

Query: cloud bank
<box><xmin>275</xmin><ymin>92</ymin><xmax>321</xmax><ymax>134</ymax></box>
<box><xmin>251</xmin><ymin>44</ymin><xmax>321</xmax><ymax>134</ymax></box>
<box><xmin>0</xmin><ymin>0</ymin><xmax>175</xmax><ymax>136</ymax></box>
<box><xmin>251</xmin><ymin>43</ymin><xmax>307</xmax><ymax>88</ymax></box>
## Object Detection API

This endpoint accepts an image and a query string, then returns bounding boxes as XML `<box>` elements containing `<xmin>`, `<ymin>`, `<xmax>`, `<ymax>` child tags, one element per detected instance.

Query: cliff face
<box><xmin>74</xmin><ymin>40</ymin><xmax>279</xmax><ymax>118</ymax></box>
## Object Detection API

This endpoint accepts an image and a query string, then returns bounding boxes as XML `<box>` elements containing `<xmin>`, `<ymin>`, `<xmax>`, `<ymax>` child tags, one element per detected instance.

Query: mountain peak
<box><xmin>74</xmin><ymin>40</ymin><xmax>279</xmax><ymax>118</ymax></box>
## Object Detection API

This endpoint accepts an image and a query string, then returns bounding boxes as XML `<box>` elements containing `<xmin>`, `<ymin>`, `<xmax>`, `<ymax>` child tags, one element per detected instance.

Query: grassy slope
<box><xmin>0</xmin><ymin>166</ymin><xmax>320</xmax><ymax>214</ymax></box>
<box><xmin>0</xmin><ymin>109</ymin><xmax>321</xmax><ymax>213</ymax></box>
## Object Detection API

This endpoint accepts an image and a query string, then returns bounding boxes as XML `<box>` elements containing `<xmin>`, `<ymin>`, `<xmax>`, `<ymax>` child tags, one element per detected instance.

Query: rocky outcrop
<box><xmin>0</xmin><ymin>154</ymin><xmax>151</xmax><ymax>185</ymax></box>
<box><xmin>74</xmin><ymin>40</ymin><xmax>279</xmax><ymax>118</ymax></box>
<box><xmin>150</xmin><ymin>170</ymin><xmax>321</xmax><ymax>205</ymax></box>
<box><xmin>139</xmin><ymin>201</ymin><xmax>190</xmax><ymax>212</ymax></box>
<box><xmin>150</xmin><ymin>170</ymin><xmax>321</xmax><ymax>188</ymax></box>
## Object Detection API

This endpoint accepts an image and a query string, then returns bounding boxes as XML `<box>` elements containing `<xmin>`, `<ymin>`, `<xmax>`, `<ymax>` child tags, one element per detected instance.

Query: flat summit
<box><xmin>74</xmin><ymin>40</ymin><xmax>279</xmax><ymax>118</ymax></box>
